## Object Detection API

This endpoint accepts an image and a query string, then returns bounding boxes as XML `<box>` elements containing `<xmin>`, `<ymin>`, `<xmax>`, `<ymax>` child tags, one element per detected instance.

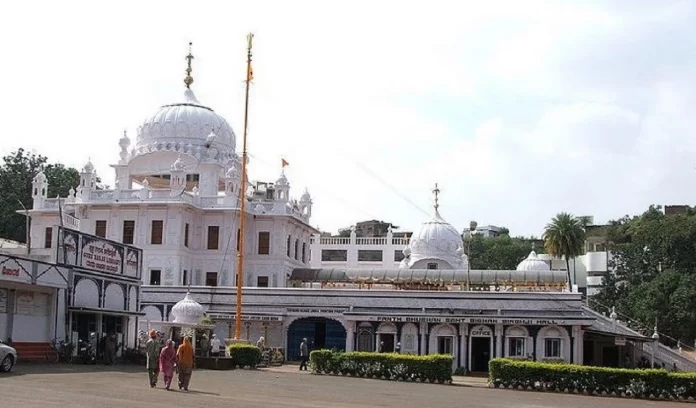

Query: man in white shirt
<box><xmin>210</xmin><ymin>334</ymin><xmax>222</xmax><ymax>357</ymax></box>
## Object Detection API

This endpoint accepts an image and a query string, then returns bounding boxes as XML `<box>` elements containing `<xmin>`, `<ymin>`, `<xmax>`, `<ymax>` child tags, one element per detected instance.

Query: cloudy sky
<box><xmin>1</xmin><ymin>0</ymin><xmax>695</xmax><ymax>237</ymax></box>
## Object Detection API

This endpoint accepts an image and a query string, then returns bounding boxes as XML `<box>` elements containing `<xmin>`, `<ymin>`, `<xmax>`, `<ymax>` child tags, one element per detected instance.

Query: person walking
<box><xmin>210</xmin><ymin>334</ymin><xmax>221</xmax><ymax>357</ymax></box>
<box><xmin>145</xmin><ymin>329</ymin><xmax>161</xmax><ymax>388</ymax></box>
<box><xmin>299</xmin><ymin>338</ymin><xmax>309</xmax><ymax>371</ymax></box>
<box><xmin>104</xmin><ymin>333</ymin><xmax>117</xmax><ymax>365</ymax></box>
<box><xmin>159</xmin><ymin>339</ymin><xmax>177</xmax><ymax>390</ymax></box>
<box><xmin>177</xmin><ymin>336</ymin><xmax>195</xmax><ymax>392</ymax></box>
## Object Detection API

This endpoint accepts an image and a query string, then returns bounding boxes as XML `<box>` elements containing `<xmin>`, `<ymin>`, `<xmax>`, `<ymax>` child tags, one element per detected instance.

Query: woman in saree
<box><xmin>159</xmin><ymin>339</ymin><xmax>177</xmax><ymax>390</ymax></box>
<box><xmin>176</xmin><ymin>336</ymin><xmax>195</xmax><ymax>392</ymax></box>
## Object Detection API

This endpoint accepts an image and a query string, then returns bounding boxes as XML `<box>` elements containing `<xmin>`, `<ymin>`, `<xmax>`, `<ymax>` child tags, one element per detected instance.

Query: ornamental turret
<box><xmin>31</xmin><ymin>170</ymin><xmax>48</xmax><ymax>209</ymax></box>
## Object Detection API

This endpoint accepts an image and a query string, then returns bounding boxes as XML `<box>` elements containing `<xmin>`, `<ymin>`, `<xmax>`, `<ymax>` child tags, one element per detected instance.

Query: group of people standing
<box><xmin>198</xmin><ymin>333</ymin><xmax>223</xmax><ymax>357</ymax></box>
<box><xmin>145</xmin><ymin>329</ymin><xmax>195</xmax><ymax>392</ymax></box>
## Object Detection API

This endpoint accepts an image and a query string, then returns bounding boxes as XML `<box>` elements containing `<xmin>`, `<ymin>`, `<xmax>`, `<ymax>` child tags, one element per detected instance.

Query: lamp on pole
<box><xmin>466</xmin><ymin>221</ymin><xmax>477</xmax><ymax>291</ymax></box>
<box><xmin>651</xmin><ymin>325</ymin><xmax>659</xmax><ymax>368</ymax></box>
<box><xmin>17</xmin><ymin>199</ymin><xmax>31</xmax><ymax>255</ymax></box>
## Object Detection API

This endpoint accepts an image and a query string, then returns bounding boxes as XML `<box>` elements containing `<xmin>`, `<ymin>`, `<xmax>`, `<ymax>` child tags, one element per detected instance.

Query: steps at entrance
<box><xmin>12</xmin><ymin>342</ymin><xmax>53</xmax><ymax>362</ymax></box>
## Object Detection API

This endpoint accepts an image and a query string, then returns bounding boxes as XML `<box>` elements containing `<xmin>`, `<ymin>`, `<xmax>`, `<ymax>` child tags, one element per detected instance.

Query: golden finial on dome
<box><xmin>184</xmin><ymin>42</ymin><xmax>194</xmax><ymax>89</ymax></box>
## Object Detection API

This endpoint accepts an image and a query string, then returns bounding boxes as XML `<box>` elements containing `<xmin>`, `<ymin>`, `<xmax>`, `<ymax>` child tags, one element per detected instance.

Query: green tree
<box><xmin>465</xmin><ymin>233</ymin><xmax>541</xmax><ymax>270</ymax></box>
<box><xmin>542</xmin><ymin>212</ymin><xmax>586</xmax><ymax>286</ymax></box>
<box><xmin>594</xmin><ymin>205</ymin><xmax>696</xmax><ymax>345</ymax></box>
<box><xmin>0</xmin><ymin>149</ymin><xmax>80</xmax><ymax>243</ymax></box>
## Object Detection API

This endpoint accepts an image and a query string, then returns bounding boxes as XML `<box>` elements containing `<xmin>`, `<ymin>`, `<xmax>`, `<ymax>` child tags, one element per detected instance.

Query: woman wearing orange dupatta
<box><xmin>176</xmin><ymin>336</ymin><xmax>194</xmax><ymax>392</ymax></box>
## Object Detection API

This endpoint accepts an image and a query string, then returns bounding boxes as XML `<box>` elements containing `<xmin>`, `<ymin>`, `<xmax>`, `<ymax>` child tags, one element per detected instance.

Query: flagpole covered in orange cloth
<box><xmin>235</xmin><ymin>33</ymin><xmax>254</xmax><ymax>341</ymax></box>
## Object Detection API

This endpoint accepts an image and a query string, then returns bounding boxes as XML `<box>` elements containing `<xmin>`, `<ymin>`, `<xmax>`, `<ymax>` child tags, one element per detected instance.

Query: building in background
<box><xmin>462</xmin><ymin>225</ymin><xmax>506</xmax><ymax>239</ymax></box>
<box><xmin>53</xmin><ymin>227</ymin><xmax>143</xmax><ymax>354</ymax></box>
<box><xmin>0</xmin><ymin>254</ymin><xmax>68</xmax><ymax>359</ymax></box>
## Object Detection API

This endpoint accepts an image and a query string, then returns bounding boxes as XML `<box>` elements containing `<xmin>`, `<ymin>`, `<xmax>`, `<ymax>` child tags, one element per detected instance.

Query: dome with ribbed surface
<box><xmin>400</xmin><ymin>210</ymin><xmax>467</xmax><ymax>270</ymax></box>
<box><xmin>516</xmin><ymin>250</ymin><xmax>550</xmax><ymax>271</ymax></box>
<box><xmin>170</xmin><ymin>292</ymin><xmax>206</xmax><ymax>325</ymax></box>
<box><xmin>135</xmin><ymin>89</ymin><xmax>236</xmax><ymax>159</ymax></box>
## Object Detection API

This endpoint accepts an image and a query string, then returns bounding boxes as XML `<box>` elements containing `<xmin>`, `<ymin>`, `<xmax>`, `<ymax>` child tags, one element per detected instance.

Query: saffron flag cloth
<box><xmin>247</xmin><ymin>62</ymin><xmax>254</xmax><ymax>81</ymax></box>
<box><xmin>281</xmin><ymin>158</ymin><xmax>289</xmax><ymax>168</ymax></box>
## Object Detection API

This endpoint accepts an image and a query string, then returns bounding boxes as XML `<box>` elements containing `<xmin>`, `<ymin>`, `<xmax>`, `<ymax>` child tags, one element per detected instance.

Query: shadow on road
<box><xmin>10</xmin><ymin>363</ymin><xmax>144</xmax><ymax>376</ymax></box>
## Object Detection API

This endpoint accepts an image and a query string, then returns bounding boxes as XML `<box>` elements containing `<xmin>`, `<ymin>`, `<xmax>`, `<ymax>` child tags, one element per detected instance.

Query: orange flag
<box><xmin>281</xmin><ymin>158</ymin><xmax>289</xmax><ymax>168</ymax></box>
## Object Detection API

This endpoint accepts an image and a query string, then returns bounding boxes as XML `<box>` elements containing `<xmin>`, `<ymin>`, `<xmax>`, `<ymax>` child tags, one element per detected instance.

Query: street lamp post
<box><xmin>651</xmin><ymin>326</ymin><xmax>659</xmax><ymax>368</ymax></box>
<box><xmin>466</xmin><ymin>221</ymin><xmax>477</xmax><ymax>291</ymax></box>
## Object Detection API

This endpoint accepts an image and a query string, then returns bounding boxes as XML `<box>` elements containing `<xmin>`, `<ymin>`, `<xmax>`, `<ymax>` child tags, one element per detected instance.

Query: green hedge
<box><xmin>227</xmin><ymin>344</ymin><xmax>262</xmax><ymax>368</ymax></box>
<box><xmin>310</xmin><ymin>350</ymin><xmax>453</xmax><ymax>384</ymax></box>
<box><xmin>489</xmin><ymin>358</ymin><xmax>696</xmax><ymax>400</ymax></box>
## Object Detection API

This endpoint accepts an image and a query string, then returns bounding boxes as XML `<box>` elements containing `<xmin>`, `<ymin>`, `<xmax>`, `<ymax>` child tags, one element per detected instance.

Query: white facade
<box><xmin>0</xmin><ymin>254</ymin><xmax>68</xmax><ymax>343</ymax></box>
<box><xmin>24</xmin><ymin>55</ymin><xmax>315</xmax><ymax>292</ymax></box>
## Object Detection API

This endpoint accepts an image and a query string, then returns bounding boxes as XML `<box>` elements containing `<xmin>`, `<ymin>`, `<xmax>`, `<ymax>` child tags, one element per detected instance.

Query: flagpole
<box><xmin>235</xmin><ymin>33</ymin><xmax>253</xmax><ymax>341</ymax></box>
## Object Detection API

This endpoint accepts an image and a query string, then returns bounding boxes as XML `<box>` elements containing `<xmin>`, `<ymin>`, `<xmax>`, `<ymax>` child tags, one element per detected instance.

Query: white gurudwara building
<box><xmin>17</xmin><ymin>46</ymin><xmax>696</xmax><ymax>373</ymax></box>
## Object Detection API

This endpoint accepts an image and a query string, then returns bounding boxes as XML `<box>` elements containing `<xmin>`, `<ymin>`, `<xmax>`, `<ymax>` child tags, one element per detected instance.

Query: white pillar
<box><xmin>495</xmin><ymin>324</ymin><xmax>503</xmax><ymax>358</ymax></box>
<box><xmin>346</xmin><ymin>321</ymin><xmax>355</xmax><ymax>352</ymax></box>
<box><xmin>419</xmin><ymin>323</ymin><xmax>427</xmax><ymax>355</ymax></box>
<box><xmin>572</xmin><ymin>325</ymin><xmax>584</xmax><ymax>364</ymax></box>
<box><xmin>459</xmin><ymin>323</ymin><xmax>468</xmax><ymax>369</ymax></box>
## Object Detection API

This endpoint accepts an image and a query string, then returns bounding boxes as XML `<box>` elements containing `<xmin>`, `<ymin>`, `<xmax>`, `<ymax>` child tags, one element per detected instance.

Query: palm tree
<box><xmin>543</xmin><ymin>212</ymin><xmax>586</xmax><ymax>287</ymax></box>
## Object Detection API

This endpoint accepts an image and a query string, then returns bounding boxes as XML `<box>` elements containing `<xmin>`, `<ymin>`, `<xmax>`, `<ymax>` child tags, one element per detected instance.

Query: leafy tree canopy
<box><xmin>465</xmin><ymin>233</ymin><xmax>542</xmax><ymax>270</ymax></box>
<box><xmin>0</xmin><ymin>149</ymin><xmax>80</xmax><ymax>243</ymax></box>
<box><xmin>592</xmin><ymin>205</ymin><xmax>696</xmax><ymax>346</ymax></box>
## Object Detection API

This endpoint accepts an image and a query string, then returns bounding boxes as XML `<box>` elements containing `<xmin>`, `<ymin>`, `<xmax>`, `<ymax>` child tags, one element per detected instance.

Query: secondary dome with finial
<box><xmin>400</xmin><ymin>183</ymin><xmax>468</xmax><ymax>270</ymax></box>
<box><xmin>135</xmin><ymin>42</ymin><xmax>236</xmax><ymax>159</ymax></box>
<box><xmin>516</xmin><ymin>250</ymin><xmax>551</xmax><ymax>271</ymax></box>
<box><xmin>170</xmin><ymin>291</ymin><xmax>206</xmax><ymax>325</ymax></box>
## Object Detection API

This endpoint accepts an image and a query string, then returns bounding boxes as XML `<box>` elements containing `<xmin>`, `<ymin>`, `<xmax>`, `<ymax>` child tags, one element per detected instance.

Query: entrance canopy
<box><xmin>289</xmin><ymin>268</ymin><xmax>567</xmax><ymax>285</ymax></box>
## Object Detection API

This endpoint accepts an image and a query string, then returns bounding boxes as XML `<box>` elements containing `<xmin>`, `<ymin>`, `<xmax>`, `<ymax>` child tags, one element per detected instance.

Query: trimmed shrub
<box><xmin>310</xmin><ymin>350</ymin><xmax>453</xmax><ymax>384</ymax></box>
<box><xmin>489</xmin><ymin>358</ymin><xmax>696</xmax><ymax>400</ymax></box>
<box><xmin>228</xmin><ymin>344</ymin><xmax>262</xmax><ymax>368</ymax></box>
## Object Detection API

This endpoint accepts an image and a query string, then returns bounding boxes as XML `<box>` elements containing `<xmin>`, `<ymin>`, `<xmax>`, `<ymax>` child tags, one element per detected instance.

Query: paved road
<box><xmin>0</xmin><ymin>364</ymin><xmax>683</xmax><ymax>408</ymax></box>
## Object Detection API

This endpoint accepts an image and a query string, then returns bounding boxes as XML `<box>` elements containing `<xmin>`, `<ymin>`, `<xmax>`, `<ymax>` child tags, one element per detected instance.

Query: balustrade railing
<box><xmin>317</xmin><ymin>237</ymin><xmax>411</xmax><ymax>246</ymax></box>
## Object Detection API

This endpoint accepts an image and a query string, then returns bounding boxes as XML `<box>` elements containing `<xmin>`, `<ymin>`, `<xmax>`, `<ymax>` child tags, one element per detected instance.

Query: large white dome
<box><xmin>134</xmin><ymin>88</ymin><xmax>236</xmax><ymax>160</ymax></box>
<box><xmin>409</xmin><ymin>211</ymin><xmax>463</xmax><ymax>255</ymax></box>
<box><xmin>400</xmin><ymin>210</ymin><xmax>467</xmax><ymax>270</ymax></box>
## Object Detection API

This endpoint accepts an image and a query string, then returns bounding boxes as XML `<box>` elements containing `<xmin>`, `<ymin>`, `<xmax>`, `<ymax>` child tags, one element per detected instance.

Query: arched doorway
<box><xmin>469</xmin><ymin>325</ymin><xmax>493</xmax><ymax>373</ymax></box>
<box><xmin>377</xmin><ymin>322</ymin><xmax>397</xmax><ymax>352</ymax></box>
<box><xmin>287</xmin><ymin>318</ymin><xmax>346</xmax><ymax>360</ymax></box>
<box><xmin>357</xmin><ymin>323</ymin><xmax>374</xmax><ymax>352</ymax></box>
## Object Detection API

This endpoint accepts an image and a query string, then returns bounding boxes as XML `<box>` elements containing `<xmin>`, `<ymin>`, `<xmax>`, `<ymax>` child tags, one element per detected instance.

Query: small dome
<box><xmin>171</xmin><ymin>155</ymin><xmax>186</xmax><ymax>172</ymax></box>
<box><xmin>82</xmin><ymin>160</ymin><xmax>95</xmax><ymax>174</ymax></box>
<box><xmin>225</xmin><ymin>166</ymin><xmax>239</xmax><ymax>179</ymax></box>
<box><xmin>276</xmin><ymin>171</ymin><xmax>288</xmax><ymax>186</ymax></box>
<box><xmin>516</xmin><ymin>250</ymin><xmax>551</xmax><ymax>271</ymax></box>
<box><xmin>170</xmin><ymin>292</ymin><xmax>206</xmax><ymax>325</ymax></box>
<box><xmin>300</xmin><ymin>188</ymin><xmax>311</xmax><ymax>202</ymax></box>
<box><xmin>33</xmin><ymin>171</ymin><xmax>47</xmax><ymax>183</ymax></box>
